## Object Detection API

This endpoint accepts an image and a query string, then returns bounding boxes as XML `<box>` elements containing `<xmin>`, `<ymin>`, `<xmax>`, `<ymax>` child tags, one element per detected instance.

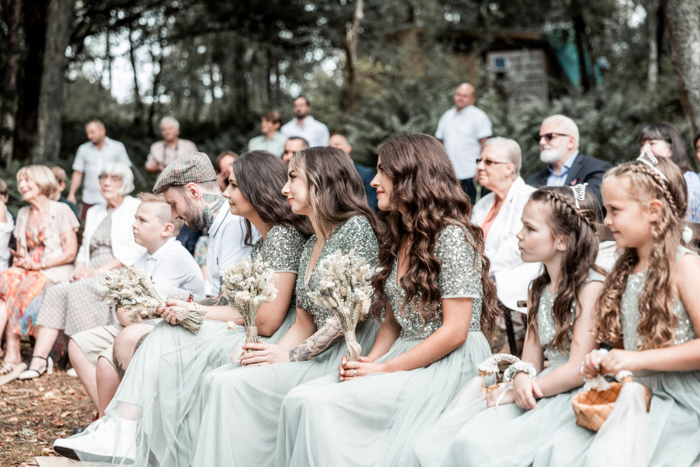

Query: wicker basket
<box><xmin>477</xmin><ymin>354</ymin><xmax>521</xmax><ymax>394</ymax></box>
<box><xmin>572</xmin><ymin>375</ymin><xmax>651</xmax><ymax>431</ymax></box>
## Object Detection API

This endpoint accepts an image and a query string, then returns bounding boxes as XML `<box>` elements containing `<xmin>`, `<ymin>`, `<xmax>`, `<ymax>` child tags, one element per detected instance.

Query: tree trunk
<box><xmin>33</xmin><ymin>0</ymin><xmax>74</xmax><ymax>163</ymax></box>
<box><xmin>13</xmin><ymin>0</ymin><xmax>50</xmax><ymax>161</ymax></box>
<box><xmin>572</xmin><ymin>6</ymin><xmax>591</xmax><ymax>92</ymax></box>
<box><xmin>232</xmin><ymin>39</ymin><xmax>249</xmax><ymax>118</ymax></box>
<box><xmin>207</xmin><ymin>37</ymin><xmax>220</xmax><ymax>128</ymax></box>
<box><xmin>106</xmin><ymin>28</ymin><xmax>113</xmax><ymax>90</ymax></box>
<box><xmin>662</xmin><ymin>0</ymin><xmax>700</xmax><ymax>137</ymax></box>
<box><xmin>341</xmin><ymin>0</ymin><xmax>364</xmax><ymax>114</ymax></box>
<box><xmin>0</xmin><ymin>0</ymin><xmax>23</xmax><ymax>165</ymax></box>
<box><xmin>645</xmin><ymin>0</ymin><xmax>659</xmax><ymax>91</ymax></box>
<box><xmin>128</xmin><ymin>25</ymin><xmax>145</xmax><ymax>127</ymax></box>
<box><xmin>265</xmin><ymin>48</ymin><xmax>273</xmax><ymax>107</ymax></box>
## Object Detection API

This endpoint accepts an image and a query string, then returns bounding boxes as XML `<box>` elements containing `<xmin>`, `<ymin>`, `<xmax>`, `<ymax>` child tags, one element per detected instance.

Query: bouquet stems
<box><xmin>344</xmin><ymin>330</ymin><xmax>362</xmax><ymax>363</ymax></box>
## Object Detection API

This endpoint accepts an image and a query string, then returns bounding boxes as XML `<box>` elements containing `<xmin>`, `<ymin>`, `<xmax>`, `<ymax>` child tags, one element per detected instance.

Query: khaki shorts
<box><xmin>71</xmin><ymin>324</ymin><xmax>124</xmax><ymax>369</ymax></box>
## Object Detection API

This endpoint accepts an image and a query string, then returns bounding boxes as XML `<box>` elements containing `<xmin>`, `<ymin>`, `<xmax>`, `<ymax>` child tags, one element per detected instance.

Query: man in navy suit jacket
<box><xmin>526</xmin><ymin>114</ymin><xmax>611</xmax><ymax>207</ymax></box>
<box><xmin>330</xmin><ymin>134</ymin><xmax>378</xmax><ymax>212</ymax></box>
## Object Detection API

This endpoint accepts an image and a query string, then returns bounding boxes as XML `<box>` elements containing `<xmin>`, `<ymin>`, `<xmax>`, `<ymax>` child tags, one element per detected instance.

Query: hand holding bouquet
<box><xmin>309</xmin><ymin>249</ymin><xmax>379</xmax><ymax>362</ymax></box>
<box><xmin>103</xmin><ymin>267</ymin><xmax>206</xmax><ymax>333</ymax></box>
<box><xmin>221</xmin><ymin>255</ymin><xmax>278</xmax><ymax>352</ymax></box>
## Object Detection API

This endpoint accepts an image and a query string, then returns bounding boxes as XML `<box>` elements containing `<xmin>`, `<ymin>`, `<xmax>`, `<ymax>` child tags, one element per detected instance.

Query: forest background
<box><xmin>1</xmin><ymin>0</ymin><xmax>700</xmax><ymax>210</ymax></box>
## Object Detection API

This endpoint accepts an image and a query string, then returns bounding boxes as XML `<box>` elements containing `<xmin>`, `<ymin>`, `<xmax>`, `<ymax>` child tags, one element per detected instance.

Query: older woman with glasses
<box><xmin>0</xmin><ymin>166</ymin><xmax>79</xmax><ymax>383</ymax></box>
<box><xmin>473</xmin><ymin>137</ymin><xmax>540</xmax><ymax>345</ymax></box>
<box><xmin>19</xmin><ymin>162</ymin><xmax>144</xmax><ymax>380</ymax></box>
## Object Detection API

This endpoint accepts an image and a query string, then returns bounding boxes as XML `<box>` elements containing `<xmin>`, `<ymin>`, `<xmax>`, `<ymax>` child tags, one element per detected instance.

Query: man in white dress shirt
<box><xmin>68</xmin><ymin>120</ymin><xmax>132</xmax><ymax>220</ymax></box>
<box><xmin>435</xmin><ymin>83</ymin><xmax>492</xmax><ymax>203</ymax></box>
<box><xmin>68</xmin><ymin>193</ymin><xmax>205</xmax><ymax>417</ymax></box>
<box><xmin>280</xmin><ymin>96</ymin><xmax>330</xmax><ymax>147</ymax></box>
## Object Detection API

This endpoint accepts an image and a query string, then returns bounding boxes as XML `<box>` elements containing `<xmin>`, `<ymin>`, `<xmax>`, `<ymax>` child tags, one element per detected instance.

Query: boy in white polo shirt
<box><xmin>69</xmin><ymin>193</ymin><xmax>204</xmax><ymax>418</ymax></box>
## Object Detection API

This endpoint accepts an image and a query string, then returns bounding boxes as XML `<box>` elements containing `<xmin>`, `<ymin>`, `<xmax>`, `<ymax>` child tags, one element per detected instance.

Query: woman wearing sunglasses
<box><xmin>472</xmin><ymin>137</ymin><xmax>540</xmax><ymax>335</ymax></box>
<box><xmin>525</xmin><ymin>114</ymin><xmax>611</xmax><ymax>207</ymax></box>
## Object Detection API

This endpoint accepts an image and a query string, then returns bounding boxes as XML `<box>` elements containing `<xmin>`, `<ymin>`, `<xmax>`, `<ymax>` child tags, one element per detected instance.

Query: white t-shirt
<box><xmin>133</xmin><ymin>237</ymin><xmax>205</xmax><ymax>297</ymax></box>
<box><xmin>280</xmin><ymin>116</ymin><xmax>330</xmax><ymax>148</ymax></box>
<box><xmin>206</xmin><ymin>208</ymin><xmax>258</xmax><ymax>295</ymax></box>
<box><xmin>72</xmin><ymin>137</ymin><xmax>132</xmax><ymax>204</ymax></box>
<box><xmin>435</xmin><ymin>105</ymin><xmax>492</xmax><ymax>180</ymax></box>
<box><xmin>0</xmin><ymin>208</ymin><xmax>14</xmax><ymax>272</ymax></box>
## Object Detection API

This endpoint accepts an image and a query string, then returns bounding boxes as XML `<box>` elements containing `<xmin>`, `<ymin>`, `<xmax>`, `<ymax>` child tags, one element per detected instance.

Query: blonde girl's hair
<box><xmin>17</xmin><ymin>165</ymin><xmax>59</xmax><ymax>197</ymax></box>
<box><xmin>526</xmin><ymin>187</ymin><xmax>606</xmax><ymax>353</ymax></box>
<box><xmin>594</xmin><ymin>157</ymin><xmax>687</xmax><ymax>350</ymax></box>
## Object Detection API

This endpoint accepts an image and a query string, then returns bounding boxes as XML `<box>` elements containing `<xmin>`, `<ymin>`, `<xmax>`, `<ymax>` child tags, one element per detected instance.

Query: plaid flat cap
<box><xmin>153</xmin><ymin>152</ymin><xmax>217</xmax><ymax>194</ymax></box>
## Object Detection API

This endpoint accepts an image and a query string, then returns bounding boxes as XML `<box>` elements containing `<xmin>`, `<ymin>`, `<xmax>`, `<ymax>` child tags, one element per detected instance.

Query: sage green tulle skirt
<box><xmin>74</xmin><ymin>308</ymin><xmax>297</xmax><ymax>466</ymax></box>
<box><xmin>531</xmin><ymin>369</ymin><xmax>700</xmax><ymax>467</ymax></box>
<box><xmin>190</xmin><ymin>318</ymin><xmax>381</xmax><ymax>467</ymax></box>
<box><xmin>275</xmin><ymin>330</ymin><xmax>491</xmax><ymax>467</ymax></box>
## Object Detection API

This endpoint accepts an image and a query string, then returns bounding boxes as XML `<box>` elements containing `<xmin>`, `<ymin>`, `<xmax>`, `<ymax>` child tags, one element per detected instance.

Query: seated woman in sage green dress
<box><xmin>275</xmin><ymin>133</ymin><xmax>499</xmax><ymax>467</ymax></box>
<box><xmin>190</xmin><ymin>146</ymin><xmax>382</xmax><ymax>467</ymax></box>
<box><xmin>54</xmin><ymin>151</ymin><xmax>312</xmax><ymax>465</ymax></box>
<box><xmin>416</xmin><ymin>186</ymin><xmax>605</xmax><ymax>467</ymax></box>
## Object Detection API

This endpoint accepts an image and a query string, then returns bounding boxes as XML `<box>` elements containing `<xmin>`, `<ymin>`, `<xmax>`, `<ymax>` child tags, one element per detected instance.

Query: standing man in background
<box><xmin>435</xmin><ymin>83</ymin><xmax>492</xmax><ymax>203</ymax></box>
<box><xmin>145</xmin><ymin>117</ymin><xmax>198</xmax><ymax>174</ymax></box>
<box><xmin>67</xmin><ymin>119</ymin><xmax>131</xmax><ymax>220</ymax></box>
<box><xmin>280</xmin><ymin>96</ymin><xmax>330</xmax><ymax>147</ymax></box>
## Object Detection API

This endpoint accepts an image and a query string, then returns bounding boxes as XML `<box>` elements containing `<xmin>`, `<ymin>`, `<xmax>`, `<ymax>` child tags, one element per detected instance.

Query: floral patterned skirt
<box><xmin>0</xmin><ymin>267</ymin><xmax>52</xmax><ymax>337</ymax></box>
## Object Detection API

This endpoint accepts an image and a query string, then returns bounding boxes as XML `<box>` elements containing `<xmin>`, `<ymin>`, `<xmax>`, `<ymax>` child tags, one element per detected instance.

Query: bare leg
<box><xmin>28</xmin><ymin>326</ymin><xmax>59</xmax><ymax>371</ymax></box>
<box><xmin>112</xmin><ymin>323</ymin><xmax>154</xmax><ymax>379</ymax></box>
<box><xmin>96</xmin><ymin>356</ymin><xmax>121</xmax><ymax>417</ymax></box>
<box><xmin>68</xmin><ymin>339</ymin><xmax>98</xmax><ymax>410</ymax></box>
<box><xmin>4</xmin><ymin>326</ymin><xmax>22</xmax><ymax>363</ymax></box>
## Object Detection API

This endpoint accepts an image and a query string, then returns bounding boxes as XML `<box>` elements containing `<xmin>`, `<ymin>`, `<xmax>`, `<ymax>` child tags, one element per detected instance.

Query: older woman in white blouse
<box><xmin>472</xmin><ymin>137</ymin><xmax>540</xmax><ymax>325</ymax></box>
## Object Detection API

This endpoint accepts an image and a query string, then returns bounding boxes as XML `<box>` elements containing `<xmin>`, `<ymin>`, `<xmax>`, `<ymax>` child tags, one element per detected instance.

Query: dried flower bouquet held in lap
<box><xmin>220</xmin><ymin>255</ymin><xmax>278</xmax><ymax>352</ymax></box>
<box><xmin>309</xmin><ymin>249</ymin><xmax>379</xmax><ymax>362</ymax></box>
<box><xmin>102</xmin><ymin>267</ymin><xmax>206</xmax><ymax>333</ymax></box>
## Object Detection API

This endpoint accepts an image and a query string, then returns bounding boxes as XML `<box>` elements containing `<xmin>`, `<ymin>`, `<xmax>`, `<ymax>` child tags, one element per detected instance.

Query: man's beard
<box><xmin>295</xmin><ymin>111</ymin><xmax>308</xmax><ymax>119</ymax></box>
<box><xmin>182</xmin><ymin>198</ymin><xmax>208</xmax><ymax>231</ymax></box>
<box><xmin>540</xmin><ymin>146</ymin><xmax>569</xmax><ymax>164</ymax></box>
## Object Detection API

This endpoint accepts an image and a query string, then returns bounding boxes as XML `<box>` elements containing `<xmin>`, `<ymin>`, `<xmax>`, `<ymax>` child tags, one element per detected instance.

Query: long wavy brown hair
<box><xmin>594</xmin><ymin>157</ymin><xmax>687</xmax><ymax>350</ymax></box>
<box><xmin>369</xmin><ymin>134</ymin><xmax>499</xmax><ymax>335</ymax></box>
<box><xmin>289</xmin><ymin>147</ymin><xmax>381</xmax><ymax>237</ymax></box>
<box><xmin>234</xmin><ymin>151</ymin><xmax>314</xmax><ymax>241</ymax></box>
<box><xmin>525</xmin><ymin>187</ymin><xmax>606</xmax><ymax>353</ymax></box>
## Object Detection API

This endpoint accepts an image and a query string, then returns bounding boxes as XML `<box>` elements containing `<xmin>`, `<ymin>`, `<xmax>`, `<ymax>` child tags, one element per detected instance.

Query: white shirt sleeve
<box><xmin>218</xmin><ymin>217</ymin><xmax>254</xmax><ymax>269</ymax></box>
<box><xmin>318</xmin><ymin>123</ymin><xmax>330</xmax><ymax>146</ymax></box>
<box><xmin>117</xmin><ymin>142</ymin><xmax>132</xmax><ymax>167</ymax></box>
<box><xmin>435</xmin><ymin>113</ymin><xmax>446</xmax><ymax>140</ymax></box>
<box><xmin>152</xmin><ymin>246</ymin><xmax>206</xmax><ymax>297</ymax></box>
<box><xmin>475</xmin><ymin>110</ymin><xmax>493</xmax><ymax>140</ymax></box>
<box><xmin>72</xmin><ymin>147</ymin><xmax>86</xmax><ymax>172</ymax></box>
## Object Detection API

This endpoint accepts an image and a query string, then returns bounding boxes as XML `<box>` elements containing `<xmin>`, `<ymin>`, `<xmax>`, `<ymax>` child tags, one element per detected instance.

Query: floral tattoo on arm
<box><xmin>288</xmin><ymin>318</ymin><xmax>344</xmax><ymax>362</ymax></box>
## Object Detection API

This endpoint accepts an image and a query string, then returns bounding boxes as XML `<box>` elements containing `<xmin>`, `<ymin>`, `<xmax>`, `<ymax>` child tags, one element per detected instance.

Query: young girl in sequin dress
<box><xmin>547</xmin><ymin>156</ymin><xmax>700</xmax><ymax>466</ymax></box>
<box><xmin>274</xmin><ymin>134</ymin><xmax>499</xmax><ymax>467</ymax></box>
<box><xmin>415</xmin><ymin>185</ymin><xmax>605</xmax><ymax>467</ymax></box>
<box><xmin>55</xmin><ymin>151</ymin><xmax>312</xmax><ymax>465</ymax></box>
<box><xmin>190</xmin><ymin>147</ymin><xmax>381</xmax><ymax>467</ymax></box>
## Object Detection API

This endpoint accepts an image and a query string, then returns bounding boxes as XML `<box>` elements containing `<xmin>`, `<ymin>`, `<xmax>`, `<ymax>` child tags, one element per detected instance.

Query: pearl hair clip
<box><xmin>638</xmin><ymin>144</ymin><xmax>669</xmax><ymax>182</ymax></box>
<box><xmin>570</xmin><ymin>183</ymin><xmax>588</xmax><ymax>209</ymax></box>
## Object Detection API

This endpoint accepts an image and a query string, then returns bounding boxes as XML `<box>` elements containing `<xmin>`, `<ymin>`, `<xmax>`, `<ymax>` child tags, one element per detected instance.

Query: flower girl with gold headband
<box><xmin>55</xmin><ymin>151</ymin><xmax>312</xmax><ymax>465</ymax></box>
<box><xmin>273</xmin><ymin>134</ymin><xmax>497</xmax><ymax>466</ymax></box>
<box><xmin>415</xmin><ymin>184</ymin><xmax>605</xmax><ymax>466</ymax></box>
<box><xmin>539</xmin><ymin>153</ymin><xmax>700</xmax><ymax>466</ymax></box>
<box><xmin>190</xmin><ymin>147</ymin><xmax>381</xmax><ymax>467</ymax></box>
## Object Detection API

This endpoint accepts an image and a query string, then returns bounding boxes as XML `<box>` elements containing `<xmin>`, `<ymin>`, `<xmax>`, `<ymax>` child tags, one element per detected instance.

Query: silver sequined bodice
<box><xmin>621</xmin><ymin>247</ymin><xmax>697</xmax><ymax>350</ymax></box>
<box><xmin>537</xmin><ymin>270</ymin><xmax>604</xmax><ymax>361</ymax></box>
<box><xmin>385</xmin><ymin>224</ymin><xmax>483</xmax><ymax>340</ymax></box>
<box><xmin>295</xmin><ymin>216</ymin><xmax>379</xmax><ymax>329</ymax></box>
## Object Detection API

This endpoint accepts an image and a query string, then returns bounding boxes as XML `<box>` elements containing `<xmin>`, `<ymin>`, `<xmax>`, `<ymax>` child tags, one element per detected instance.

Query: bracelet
<box><xmin>503</xmin><ymin>361</ymin><xmax>537</xmax><ymax>383</ymax></box>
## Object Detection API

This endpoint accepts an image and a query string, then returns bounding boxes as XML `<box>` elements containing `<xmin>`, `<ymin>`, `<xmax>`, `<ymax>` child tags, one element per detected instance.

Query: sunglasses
<box><xmin>476</xmin><ymin>158</ymin><xmax>510</xmax><ymax>167</ymax></box>
<box><xmin>533</xmin><ymin>133</ymin><xmax>570</xmax><ymax>143</ymax></box>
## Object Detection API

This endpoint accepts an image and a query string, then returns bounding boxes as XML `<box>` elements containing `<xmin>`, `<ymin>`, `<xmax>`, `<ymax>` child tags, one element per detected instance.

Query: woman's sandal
<box><xmin>0</xmin><ymin>360</ymin><xmax>28</xmax><ymax>386</ymax></box>
<box><xmin>18</xmin><ymin>355</ymin><xmax>53</xmax><ymax>380</ymax></box>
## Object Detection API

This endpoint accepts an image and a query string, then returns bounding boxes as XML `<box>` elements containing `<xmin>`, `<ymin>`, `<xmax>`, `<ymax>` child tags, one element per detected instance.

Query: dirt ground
<box><xmin>0</xmin><ymin>343</ymin><xmax>95</xmax><ymax>467</ymax></box>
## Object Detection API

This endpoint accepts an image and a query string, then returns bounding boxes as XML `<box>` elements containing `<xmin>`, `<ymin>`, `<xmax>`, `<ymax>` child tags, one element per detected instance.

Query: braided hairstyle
<box><xmin>594</xmin><ymin>157</ymin><xmax>687</xmax><ymax>350</ymax></box>
<box><xmin>526</xmin><ymin>186</ymin><xmax>605</xmax><ymax>353</ymax></box>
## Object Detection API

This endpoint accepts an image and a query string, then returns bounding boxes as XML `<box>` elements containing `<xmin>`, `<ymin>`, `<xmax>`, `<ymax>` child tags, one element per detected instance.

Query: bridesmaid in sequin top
<box><xmin>545</xmin><ymin>156</ymin><xmax>700</xmax><ymax>466</ymax></box>
<box><xmin>417</xmin><ymin>186</ymin><xmax>605</xmax><ymax>467</ymax></box>
<box><xmin>275</xmin><ymin>134</ymin><xmax>499</xmax><ymax>466</ymax></box>
<box><xmin>190</xmin><ymin>147</ymin><xmax>381</xmax><ymax>467</ymax></box>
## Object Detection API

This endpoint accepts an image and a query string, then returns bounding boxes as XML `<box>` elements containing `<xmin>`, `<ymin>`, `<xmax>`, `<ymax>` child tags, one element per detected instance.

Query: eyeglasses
<box><xmin>476</xmin><ymin>158</ymin><xmax>510</xmax><ymax>167</ymax></box>
<box><xmin>98</xmin><ymin>175</ymin><xmax>122</xmax><ymax>182</ymax></box>
<box><xmin>533</xmin><ymin>133</ymin><xmax>570</xmax><ymax>143</ymax></box>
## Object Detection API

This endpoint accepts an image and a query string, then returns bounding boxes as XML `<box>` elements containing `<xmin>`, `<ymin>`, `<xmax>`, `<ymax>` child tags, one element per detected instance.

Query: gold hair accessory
<box><xmin>570</xmin><ymin>183</ymin><xmax>588</xmax><ymax>209</ymax></box>
<box><xmin>637</xmin><ymin>144</ymin><xmax>669</xmax><ymax>182</ymax></box>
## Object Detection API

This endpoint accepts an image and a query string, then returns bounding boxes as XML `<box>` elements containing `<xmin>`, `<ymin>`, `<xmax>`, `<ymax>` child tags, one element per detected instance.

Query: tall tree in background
<box><xmin>341</xmin><ymin>0</ymin><xmax>364</xmax><ymax>114</ymax></box>
<box><xmin>0</xmin><ymin>0</ymin><xmax>23</xmax><ymax>164</ymax></box>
